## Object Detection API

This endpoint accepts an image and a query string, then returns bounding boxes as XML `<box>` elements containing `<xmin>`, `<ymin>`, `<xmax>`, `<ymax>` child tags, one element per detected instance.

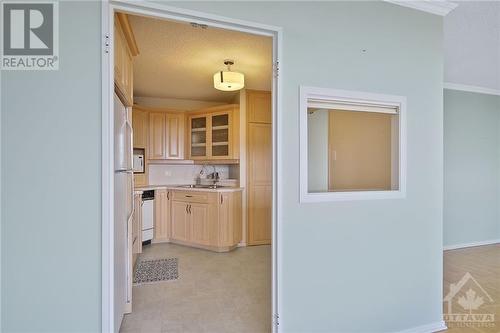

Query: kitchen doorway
<box><xmin>101</xmin><ymin>2</ymin><xmax>282</xmax><ymax>332</ymax></box>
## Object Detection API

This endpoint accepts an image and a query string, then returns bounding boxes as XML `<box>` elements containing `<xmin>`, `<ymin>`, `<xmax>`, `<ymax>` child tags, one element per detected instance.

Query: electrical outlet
<box><xmin>164</xmin><ymin>171</ymin><xmax>172</xmax><ymax>177</ymax></box>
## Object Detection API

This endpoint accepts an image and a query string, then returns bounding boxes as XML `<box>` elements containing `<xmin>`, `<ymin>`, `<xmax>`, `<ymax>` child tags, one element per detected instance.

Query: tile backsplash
<box><xmin>148</xmin><ymin>164</ymin><xmax>232</xmax><ymax>185</ymax></box>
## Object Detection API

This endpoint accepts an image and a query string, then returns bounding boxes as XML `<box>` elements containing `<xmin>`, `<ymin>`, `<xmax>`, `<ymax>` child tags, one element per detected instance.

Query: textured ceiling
<box><xmin>129</xmin><ymin>15</ymin><xmax>273</xmax><ymax>103</ymax></box>
<box><xmin>130</xmin><ymin>3</ymin><xmax>500</xmax><ymax>97</ymax></box>
<box><xmin>444</xmin><ymin>1</ymin><xmax>500</xmax><ymax>90</ymax></box>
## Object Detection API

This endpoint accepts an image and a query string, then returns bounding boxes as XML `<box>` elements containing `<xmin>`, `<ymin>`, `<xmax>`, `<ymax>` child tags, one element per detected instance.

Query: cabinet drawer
<box><xmin>172</xmin><ymin>191</ymin><xmax>217</xmax><ymax>204</ymax></box>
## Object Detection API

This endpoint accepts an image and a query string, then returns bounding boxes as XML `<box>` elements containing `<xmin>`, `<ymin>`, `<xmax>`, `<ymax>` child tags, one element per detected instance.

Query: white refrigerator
<box><xmin>113</xmin><ymin>92</ymin><xmax>133</xmax><ymax>333</ymax></box>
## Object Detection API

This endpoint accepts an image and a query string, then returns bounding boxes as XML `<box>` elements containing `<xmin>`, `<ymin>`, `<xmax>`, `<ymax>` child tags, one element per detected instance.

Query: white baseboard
<box><xmin>444</xmin><ymin>239</ymin><xmax>500</xmax><ymax>251</ymax></box>
<box><xmin>394</xmin><ymin>320</ymin><xmax>447</xmax><ymax>333</ymax></box>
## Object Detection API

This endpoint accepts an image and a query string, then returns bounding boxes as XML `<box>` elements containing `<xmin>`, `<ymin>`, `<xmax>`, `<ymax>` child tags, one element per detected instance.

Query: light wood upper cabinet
<box><xmin>154</xmin><ymin>189</ymin><xmax>170</xmax><ymax>242</ymax></box>
<box><xmin>132</xmin><ymin>108</ymin><xmax>148</xmax><ymax>149</ymax></box>
<box><xmin>247</xmin><ymin>90</ymin><xmax>272</xmax><ymax>123</ymax></box>
<box><xmin>123</xmin><ymin>49</ymin><xmax>133</xmax><ymax>105</ymax></box>
<box><xmin>114</xmin><ymin>14</ymin><xmax>136</xmax><ymax>107</ymax></box>
<box><xmin>166</xmin><ymin>113</ymin><xmax>185</xmax><ymax>159</ymax></box>
<box><xmin>188</xmin><ymin>115</ymin><xmax>208</xmax><ymax>159</ymax></box>
<box><xmin>148</xmin><ymin>112</ymin><xmax>185</xmax><ymax>160</ymax></box>
<box><xmin>114</xmin><ymin>18</ymin><xmax>124</xmax><ymax>94</ymax></box>
<box><xmin>210</xmin><ymin>112</ymin><xmax>232</xmax><ymax>159</ymax></box>
<box><xmin>187</xmin><ymin>105</ymin><xmax>239</xmax><ymax>160</ymax></box>
<box><xmin>149</xmin><ymin>112</ymin><xmax>166</xmax><ymax>159</ymax></box>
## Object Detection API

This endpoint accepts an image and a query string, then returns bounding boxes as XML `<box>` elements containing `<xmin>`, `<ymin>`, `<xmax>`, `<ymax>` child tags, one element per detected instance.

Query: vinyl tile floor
<box><xmin>120</xmin><ymin>243</ymin><xmax>272</xmax><ymax>333</ymax></box>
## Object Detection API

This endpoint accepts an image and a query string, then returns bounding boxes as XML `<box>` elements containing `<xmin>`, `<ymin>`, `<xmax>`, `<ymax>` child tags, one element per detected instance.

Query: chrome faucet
<box><xmin>200</xmin><ymin>164</ymin><xmax>219</xmax><ymax>182</ymax></box>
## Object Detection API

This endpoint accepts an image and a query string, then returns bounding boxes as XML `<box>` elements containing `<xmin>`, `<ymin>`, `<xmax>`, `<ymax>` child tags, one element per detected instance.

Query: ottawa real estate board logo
<box><xmin>1</xmin><ymin>1</ymin><xmax>58</xmax><ymax>70</ymax></box>
<box><xmin>444</xmin><ymin>272</ymin><xmax>495</xmax><ymax>328</ymax></box>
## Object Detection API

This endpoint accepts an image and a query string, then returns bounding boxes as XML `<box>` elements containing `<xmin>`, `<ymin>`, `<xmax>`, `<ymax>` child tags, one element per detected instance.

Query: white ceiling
<box><xmin>129</xmin><ymin>15</ymin><xmax>273</xmax><ymax>103</ymax></box>
<box><xmin>444</xmin><ymin>1</ymin><xmax>500</xmax><ymax>91</ymax></box>
<box><xmin>130</xmin><ymin>3</ymin><xmax>499</xmax><ymax>97</ymax></box>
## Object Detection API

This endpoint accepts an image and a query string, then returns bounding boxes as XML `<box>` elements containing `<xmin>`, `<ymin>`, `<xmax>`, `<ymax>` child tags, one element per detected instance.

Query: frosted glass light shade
<box><xmin>213</xmin><ymin>71</ymin><xmax>245</xmax><ymax>91</ymax></box>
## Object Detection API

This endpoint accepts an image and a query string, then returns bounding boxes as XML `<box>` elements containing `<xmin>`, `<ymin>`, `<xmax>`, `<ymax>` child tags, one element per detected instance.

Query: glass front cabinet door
<box><xmin>210</xmin><ymin>112</ymin><xmax>231</xmax><ymax>158</ymax></box>
<box><xmin>190</xmin><ymin>116</ymin><xmax>208</xmax><ymax>158</ymax></box>
<box><xmin>188</xmin><ymin>105</ymin><xmax>238</xmax><ymax>160</ymax></box>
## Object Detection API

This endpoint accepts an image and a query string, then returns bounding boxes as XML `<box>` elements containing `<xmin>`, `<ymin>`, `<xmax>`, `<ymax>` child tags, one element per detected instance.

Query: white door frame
<box><xmin>101</xmin><ymin>1</ymin><xmax>283</xmax><ymax>332</ymax></box>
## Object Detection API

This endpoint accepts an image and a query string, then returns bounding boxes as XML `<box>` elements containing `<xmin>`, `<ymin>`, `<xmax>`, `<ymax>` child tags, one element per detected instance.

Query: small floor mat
<box><xmin>133</xmin><ymin>258</ymin><xmax>178</xmax><ymax>284</ymax></box>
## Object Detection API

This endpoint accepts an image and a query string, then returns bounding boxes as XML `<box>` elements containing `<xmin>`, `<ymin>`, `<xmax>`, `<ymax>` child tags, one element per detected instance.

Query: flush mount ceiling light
<box><xmin>213</xmin><ymin>60</ymin><xmax>245</xmax><ymax>92</ymax></box>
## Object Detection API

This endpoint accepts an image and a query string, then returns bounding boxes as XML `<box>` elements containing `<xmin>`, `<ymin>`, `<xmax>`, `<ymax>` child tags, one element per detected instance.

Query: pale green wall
<box><xmin>1</xmin><ymin>1</ymin><xmax>444</xmax><ymax>332</ymax></box>
<box><xmin>1</xmin><ymin>1</ymin><xmax>102</xmax><ymax>332</ymax></box>
<box><xmin>169</xmin><ymin>2</ymin><xmax>444</xmax><ymax>332</ymax></box>
<box><xmin>444</xmin><ymin>89</ymin><xmax>500</xmax><ymax>246</ymax></box>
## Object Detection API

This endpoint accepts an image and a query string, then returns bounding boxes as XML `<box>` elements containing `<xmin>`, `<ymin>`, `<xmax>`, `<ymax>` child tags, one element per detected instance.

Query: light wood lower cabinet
<box><xmin>153</xmin><ymin>189</ymin><xmax>170</xmax><ymax>242</ymax></box>
<box><xmin>219</xmin><ymin>191</ymin><xmax>242</xmax><ymax>247</ymax></box>
<box><xmin>248</xmin><ymin>184</ymin><xmax>272</xmax><ymax>245</ymax></box>
<box><xmin>170</xmin><ymin>190</ymin><xmax>242</xmax><ymax>252</ymax></box>
<box><xmin>189</xmin><ymin>203</ymin><xmax>212</xmax><ymax>246</ymax></box>
<box><xmin>171</xmin><ymin>200</ymin><xmax>189</xmax><ymax>242</ymax></box>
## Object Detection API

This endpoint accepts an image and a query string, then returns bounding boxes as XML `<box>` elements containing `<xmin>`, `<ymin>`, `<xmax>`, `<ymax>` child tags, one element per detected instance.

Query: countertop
<box><xmin>134</xmin><ymin>184</ymin><xmax>243</xmax><ymax>193</ymax></box>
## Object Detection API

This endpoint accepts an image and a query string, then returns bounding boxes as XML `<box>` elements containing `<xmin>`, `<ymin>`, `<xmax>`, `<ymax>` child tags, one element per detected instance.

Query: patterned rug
<box><xmin>133</xmin><ymin>258</ymin><xmax>178</xmax><ymax>285</ymax></box>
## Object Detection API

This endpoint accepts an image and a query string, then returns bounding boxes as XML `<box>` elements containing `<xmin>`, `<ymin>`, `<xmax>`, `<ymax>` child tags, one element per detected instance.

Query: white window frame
<box><xmin>299</xmin><ymin>86</ymin><xmax>407</xmax><ymax>203</ymax></box>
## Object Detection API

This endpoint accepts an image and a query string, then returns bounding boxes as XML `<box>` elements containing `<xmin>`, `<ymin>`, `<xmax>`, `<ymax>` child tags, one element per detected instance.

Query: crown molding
<box><xmin>385</xmin><ymin>1</ymin><xmax>458</xmax><ymax>16</ymax></box>
<box><xmin>444</xmin><ymin>82</ymin><xmax>500</xmax><ymax>96</ymax></box>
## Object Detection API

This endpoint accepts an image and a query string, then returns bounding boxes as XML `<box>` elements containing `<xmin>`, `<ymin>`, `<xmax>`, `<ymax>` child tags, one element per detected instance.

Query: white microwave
<box><xmin>133</xmin><ymin>149</ymin><xmax>144</xmax><ymax>173</ymax></box>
